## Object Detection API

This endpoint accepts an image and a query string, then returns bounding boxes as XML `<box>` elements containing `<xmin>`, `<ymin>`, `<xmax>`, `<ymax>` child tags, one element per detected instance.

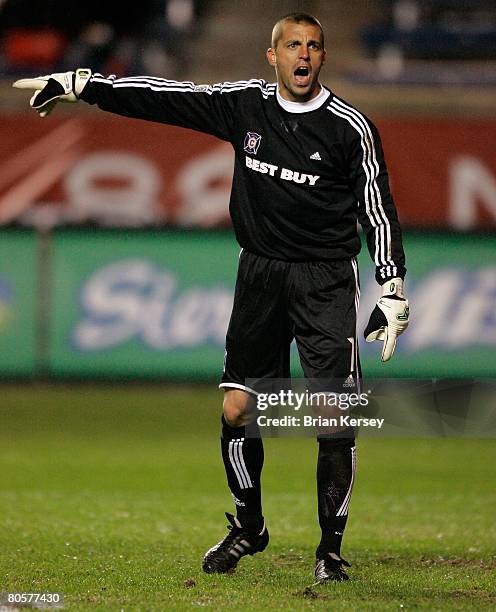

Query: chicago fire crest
<box><xmin>243</xmin><ymin>132</ymin><xmax>262</xmax><ymax>155</ymax></box>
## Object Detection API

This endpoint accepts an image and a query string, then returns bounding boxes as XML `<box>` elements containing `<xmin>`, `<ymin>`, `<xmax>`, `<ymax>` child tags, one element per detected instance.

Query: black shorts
<box><xmin>219</xmin><ymin>250</ymin><xmax>360</xmax><ymax>395</ymax></box>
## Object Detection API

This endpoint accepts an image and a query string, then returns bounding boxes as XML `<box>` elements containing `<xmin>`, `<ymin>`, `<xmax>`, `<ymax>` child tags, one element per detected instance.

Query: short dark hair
<box><xmin>271</xmin><ymin>12</ymin><xmax>325</xmax><ymax>49</ymax></box>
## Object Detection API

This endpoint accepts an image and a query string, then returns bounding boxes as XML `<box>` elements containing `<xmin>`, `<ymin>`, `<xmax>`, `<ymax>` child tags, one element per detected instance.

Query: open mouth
<box><xmin>293</xmin><ymin>65</ymin><xmax>310</xmax><ymax>87</ymax></box>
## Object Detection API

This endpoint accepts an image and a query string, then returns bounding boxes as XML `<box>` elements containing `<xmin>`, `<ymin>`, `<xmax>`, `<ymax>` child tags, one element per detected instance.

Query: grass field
<box><xmin>1</xmin><ymin>384</ymin><xmax>495</xmax><ymax>611</ymax></box>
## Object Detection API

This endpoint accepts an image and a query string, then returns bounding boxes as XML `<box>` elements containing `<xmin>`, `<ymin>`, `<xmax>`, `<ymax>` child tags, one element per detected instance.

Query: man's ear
<box><xmin>266</xmin><ymin>47</ymin><xmax>276</xmax><ymax>67</ymax></box>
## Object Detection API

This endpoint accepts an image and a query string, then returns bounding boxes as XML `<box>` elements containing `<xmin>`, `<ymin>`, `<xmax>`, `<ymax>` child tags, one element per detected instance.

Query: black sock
<box><xmin>220</xmin><ymin>415</ymin><xmax>264</xmax><ymax>532</ymax></box>
<box><xmin>316</xmin><ymin>433</ymin><xmax>356</xmax><ymax>558</ymax></box>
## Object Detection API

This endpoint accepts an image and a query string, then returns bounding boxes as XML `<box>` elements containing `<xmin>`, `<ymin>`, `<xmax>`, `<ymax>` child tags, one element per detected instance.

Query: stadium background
<box><xmin>1</xmin><ymin>1</ymin><xmax>495</xmax><ymax>610</ymax></box>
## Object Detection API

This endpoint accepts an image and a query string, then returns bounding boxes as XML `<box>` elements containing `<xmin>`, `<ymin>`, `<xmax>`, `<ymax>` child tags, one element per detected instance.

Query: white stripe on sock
<box><xmin>336</xmin><ymin>446</ymin><xmax>357</xmax><ymax>516</ymax></box>
<box><xmin>235</xmin><ymin>439</ymin><xmax>253</xmax><ymax>488</ymax></box>
<box><xmin>228</xmin><ymin>440</ymin><xmax>249</xmax><ymax>490</ymax></box>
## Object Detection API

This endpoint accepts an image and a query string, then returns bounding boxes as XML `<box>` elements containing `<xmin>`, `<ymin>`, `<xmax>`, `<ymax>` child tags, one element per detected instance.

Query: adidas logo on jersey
<box><xmin>310</xmin><ymin>151</ymin><xmax>322</xmax><ymax>160</ymax></box>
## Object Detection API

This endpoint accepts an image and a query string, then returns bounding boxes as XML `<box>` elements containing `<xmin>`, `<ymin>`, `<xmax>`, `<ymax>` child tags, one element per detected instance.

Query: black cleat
<box><xmin>202</xmin><ymin>513</ymin><xmax>269</xmax><ymax>574</ymax></box>
<box><xmin>314</xmin><ymin>552</ymin><xmax>351</xmax><ymax>583</ymax></box>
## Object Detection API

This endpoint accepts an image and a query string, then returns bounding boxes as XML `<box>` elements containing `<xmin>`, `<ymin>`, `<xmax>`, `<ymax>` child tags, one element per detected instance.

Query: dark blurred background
<box><xmin>0</xmin><ymin>0</ymin><xmax>205</xmax><ymax>77</ymax></box>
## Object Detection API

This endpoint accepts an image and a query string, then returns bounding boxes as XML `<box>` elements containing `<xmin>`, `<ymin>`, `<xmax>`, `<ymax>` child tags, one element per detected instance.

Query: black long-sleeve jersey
<box><xmin>80</xmin><ymin>74</ymin><xmax>406</xmax><ymax>283</ymax></box>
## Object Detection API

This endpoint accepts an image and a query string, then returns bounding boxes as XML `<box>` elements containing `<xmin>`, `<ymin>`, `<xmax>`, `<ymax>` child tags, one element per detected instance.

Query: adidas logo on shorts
<box><xmin>343</xmin><ymin>375</ymin><xmax>356</xmax><ymax>388</ymax></box>
<box><xmin>310</xmin><ymin>151</ymin><xmax>322</xmax><ymax>160</ymax></box>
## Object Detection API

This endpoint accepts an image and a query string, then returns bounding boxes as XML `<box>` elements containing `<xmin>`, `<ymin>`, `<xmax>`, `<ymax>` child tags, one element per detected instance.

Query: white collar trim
<box><xmin>276</xmin><ymin>85</ymin><xmax>330</xmax><ymax>113</ymax></box>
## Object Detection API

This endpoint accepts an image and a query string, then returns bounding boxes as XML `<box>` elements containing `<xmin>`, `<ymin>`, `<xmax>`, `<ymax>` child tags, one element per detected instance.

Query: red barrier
<box><xmin>376</xmin><ymin>118</ymin><xmax>496</xmax><ymax>229</ymax></box>
<box><xmin>1</xmin><ymin>115</ymin><xmax>495</xmax><ymax>228</ymax></box>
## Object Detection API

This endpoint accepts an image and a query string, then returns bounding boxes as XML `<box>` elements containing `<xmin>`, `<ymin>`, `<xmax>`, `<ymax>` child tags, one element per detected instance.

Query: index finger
<box><xmin>12</xmin><ymin>77</ymin><xmax>48</xmax><ymax>90</ymax></box>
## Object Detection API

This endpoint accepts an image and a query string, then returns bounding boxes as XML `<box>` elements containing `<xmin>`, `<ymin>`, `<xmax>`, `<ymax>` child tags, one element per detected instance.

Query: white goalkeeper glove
<box><xmin>12</xmin><ymin>69</ymin><xmax>92</xmax><ymax>117</ymax></box>
<box><xmin>364</xmin><ymin>278</ymin><xmax>409</xmax><ymax>362</ymax></box>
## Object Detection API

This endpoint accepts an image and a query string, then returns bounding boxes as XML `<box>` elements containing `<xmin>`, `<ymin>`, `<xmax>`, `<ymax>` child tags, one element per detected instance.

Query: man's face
<box><xmin>267</xmin><ymin>22</ymin><xmax>326</xmax><ymax>102</ymax></box>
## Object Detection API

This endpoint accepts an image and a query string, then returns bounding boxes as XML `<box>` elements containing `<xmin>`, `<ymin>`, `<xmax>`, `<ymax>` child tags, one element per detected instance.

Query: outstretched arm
<box><xmin>13</xmin><ymin>69</ymin><xmax>240</xmax><ymax>141</ymax></box>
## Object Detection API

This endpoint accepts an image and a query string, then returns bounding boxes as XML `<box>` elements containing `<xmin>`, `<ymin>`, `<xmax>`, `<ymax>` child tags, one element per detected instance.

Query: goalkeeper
<box><xmin>14</xmin><ymin>12</ymin><xmax>409</xmax><ymax>583</ymax></box>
